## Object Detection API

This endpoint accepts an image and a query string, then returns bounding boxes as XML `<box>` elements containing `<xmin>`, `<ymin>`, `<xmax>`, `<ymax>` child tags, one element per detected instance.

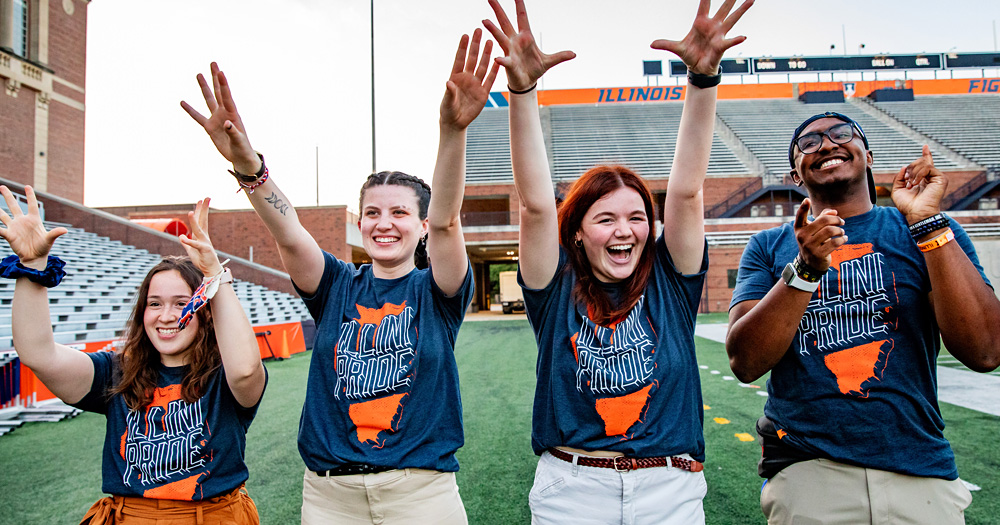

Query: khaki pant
<box><xmin>761</xmin><ymin>458</ymin><xmax>972</xmax><ymax>525</ymax></box>
<box><xmin>301</xmin><ymin>468</ymin><xmax>467</xmax><ymax>525</ymax></box>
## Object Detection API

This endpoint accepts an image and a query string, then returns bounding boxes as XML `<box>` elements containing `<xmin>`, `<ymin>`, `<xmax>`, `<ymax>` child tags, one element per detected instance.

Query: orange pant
<box><xmin>80</xmin><ymin>485</ymin><xmax>259</xmax><ymax>525</ymax></box>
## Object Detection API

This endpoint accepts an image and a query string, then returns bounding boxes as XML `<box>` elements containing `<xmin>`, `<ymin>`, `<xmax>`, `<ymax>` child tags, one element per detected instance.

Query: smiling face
<box><xmin>142</xmin><ymin>269</ymin><xmax>198</xmax><ymax>367</ymax></box>
<box><xmin>359</xmin><ymin>184</ymin><xmax>429</xmax><ymax>277</ymax></box>
<box><xmin>575</xmin><ymin>186</ymin><xmax>651</xmax><ymax>283</ymax></box>
<box><xmin>792</xmin><ymin>117</ymin><xmax>873</xmax><ymax>197</ymax></box>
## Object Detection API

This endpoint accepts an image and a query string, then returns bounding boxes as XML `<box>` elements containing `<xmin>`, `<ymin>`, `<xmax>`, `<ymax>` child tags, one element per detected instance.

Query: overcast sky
<box><xmin>83</xmin><ymin>0</ymin><xmax>1000</xmax><ymax>211</ymax></box>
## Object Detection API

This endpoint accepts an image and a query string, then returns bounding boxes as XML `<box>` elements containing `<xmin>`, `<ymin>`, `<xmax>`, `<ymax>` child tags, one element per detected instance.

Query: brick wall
<box><xmin>47</xmin><ymin>100</ymin><xmax>85</xmax><ymax>202</ymax></box>
<box><xmin>0</xmin><ymin>87</ymin><xmax>35</xmax><ymax>184</ymax></box>
<box><xmin>46</xmin><ymin>0</ymin><xmax>88</xmax><ymax>87</ymax></box>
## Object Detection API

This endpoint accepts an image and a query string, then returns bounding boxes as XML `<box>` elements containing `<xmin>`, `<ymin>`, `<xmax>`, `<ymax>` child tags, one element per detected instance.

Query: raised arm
<box><xmin>651</xmin><ymin>0</ymin><xmax>753</xmax><ymax>274</ymax></box>
<box><xmin>179</xmin><ymin>198</ymin><xmax>266</xmax><ymax>407</ymax></box>
<box><xmin>727</xmin><ymin>200</ymin><xmax>845</xmax><ymax>382</ymax></box>
<box><xmin>484</xmin><ymin>0</ymin><xmax>575</xmax><ymax>289</ymax></box>
<box><xmin>181</xmin><ymin>63</ymin><xmax>325</xmax><ymax>295</ymax></box>
<box><xmin>428</xmin><ymin>29</ymin><xmax>500</xmax><ymax>296</ymax></box>
<box><xmin>0</xmin><ymin>186</ymin><xmax>93</xmax><ymax>403</ymax></box>
<box><xmin>893</xmin><ymin>147</ymin><xmax>1000</xmax><ymax>372</ymax></box>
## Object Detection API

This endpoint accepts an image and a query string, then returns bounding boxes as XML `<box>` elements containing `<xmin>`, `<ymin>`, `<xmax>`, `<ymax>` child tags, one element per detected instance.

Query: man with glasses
<box><xmin>726</xmin><ymin>112</ymin><xmax>1000</xmax><ymax>524</ymax></box>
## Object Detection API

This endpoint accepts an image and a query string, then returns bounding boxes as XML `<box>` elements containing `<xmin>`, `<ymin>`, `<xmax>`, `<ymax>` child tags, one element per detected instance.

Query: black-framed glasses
<box><xmin>793</xmin><ymin>122</ymin><xmax>857</xmax><ymax>155</ymax></box>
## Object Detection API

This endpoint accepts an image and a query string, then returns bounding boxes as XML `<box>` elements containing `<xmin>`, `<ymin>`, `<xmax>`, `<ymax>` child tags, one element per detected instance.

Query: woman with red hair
<box><xmin>484</xmin><ymin>0</ymin><xmax>753</xmax><ymax>522</ymax></box>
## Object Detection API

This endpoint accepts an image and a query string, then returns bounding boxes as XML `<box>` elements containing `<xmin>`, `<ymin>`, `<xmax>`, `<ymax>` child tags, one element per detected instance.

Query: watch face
<box><xmin>782</xmin><ymin>262</ymin><xmax>795</xmax><ymax>285</ymax></box>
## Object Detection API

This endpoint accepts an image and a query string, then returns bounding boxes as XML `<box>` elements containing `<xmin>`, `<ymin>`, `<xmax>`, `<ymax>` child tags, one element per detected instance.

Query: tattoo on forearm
<box><xmin>265</xmin><ymin>192</ymin><xmax>289</xmax><ymax>216</ymax></box>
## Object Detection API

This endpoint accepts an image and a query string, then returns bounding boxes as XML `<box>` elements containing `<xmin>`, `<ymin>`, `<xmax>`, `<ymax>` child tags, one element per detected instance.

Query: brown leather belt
<box><xmin>548</xmin><ymin>448</ymin><xmax>704</xmax><ymax>473</ymax></box>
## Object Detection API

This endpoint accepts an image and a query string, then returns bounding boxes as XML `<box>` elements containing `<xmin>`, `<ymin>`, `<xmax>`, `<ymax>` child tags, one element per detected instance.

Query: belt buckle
<box><xmin>612</xmin><ymin>456</ymin><xmax>631</xmax><ymax>472</ymax></box>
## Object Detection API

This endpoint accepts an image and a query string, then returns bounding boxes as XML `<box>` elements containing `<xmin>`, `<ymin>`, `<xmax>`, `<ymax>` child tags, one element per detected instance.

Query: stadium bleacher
<box><xmin>715</xmin><ymin>98</ymin><xmax>966</xmax><ymax>181</ymax></box>
<box><xmin>0</xmin><ymin>222</ymin><xmax>309</xmax><ymax>349</ymax></box>
<box><xmin>871</xmin><ymin>94</ymin><xmax>1000</xmax><ymax>172</ymax></box>
<box><xmin>0</xmin><ymin>218</ymin><xmax>311</xmax><ymax>436</ymax></box>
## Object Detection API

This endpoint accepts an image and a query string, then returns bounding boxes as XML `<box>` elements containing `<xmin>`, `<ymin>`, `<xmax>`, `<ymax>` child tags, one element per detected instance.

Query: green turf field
<box><xmin>0</xmin><ymin>320</ymin><xmax>997</xmax><ymax>523</ymax></box>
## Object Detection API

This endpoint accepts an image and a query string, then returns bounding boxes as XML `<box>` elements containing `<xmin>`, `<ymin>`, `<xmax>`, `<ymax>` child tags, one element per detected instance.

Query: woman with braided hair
<box><xmin>182</xmin><ymin>28</ymin><xmax>498</xmax><ymax>524</ymax></box>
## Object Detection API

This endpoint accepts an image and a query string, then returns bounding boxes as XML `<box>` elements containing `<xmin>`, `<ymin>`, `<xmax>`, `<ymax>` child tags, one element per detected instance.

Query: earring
<box><xmin>574</xmin><ymin>238</ymin><xmax>583</xmax><ymax>248</ymax></box>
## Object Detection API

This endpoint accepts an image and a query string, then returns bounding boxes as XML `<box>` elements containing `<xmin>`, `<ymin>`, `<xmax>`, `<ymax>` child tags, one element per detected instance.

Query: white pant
<box><xmin>529</xmin><ymin>451</ymin><xmax>707</xmax><ymax>525</ymax></box>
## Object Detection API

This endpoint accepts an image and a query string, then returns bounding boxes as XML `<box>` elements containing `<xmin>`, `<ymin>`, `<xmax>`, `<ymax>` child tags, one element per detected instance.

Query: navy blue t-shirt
<box><xmin>731</xmin><ymin>207</ymin><xmax>989</xmax><ymax>479</ymax></box>
<box><xmin>520</xmin><ymin>235</ymin><xmax>708</xmax><ymax>460</ymax></box>
<box><xmin>71</xmin><ymin>351</ymin><xmax>263</xmax><ymax>500</ymax></box>
<box><xmin>295</xmin><ymin>252</ymin><xmax>473</xmax><ymax>473</ymax></box>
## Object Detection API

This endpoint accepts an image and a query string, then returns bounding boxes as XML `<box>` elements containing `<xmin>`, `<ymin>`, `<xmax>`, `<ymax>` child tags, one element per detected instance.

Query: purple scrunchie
<box><xmin>0</xmin><ymin>254</ymin><xmax>66</xmax><ymax>287</ymax></box>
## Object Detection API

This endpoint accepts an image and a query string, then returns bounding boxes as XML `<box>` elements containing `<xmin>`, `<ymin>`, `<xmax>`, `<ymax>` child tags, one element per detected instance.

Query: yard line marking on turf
<box><xmin>713</xmin><ymin>417</ymin><xmax>730</xmax><ymax>425</ymax></box>
<box><xmin>756</xmin><ymin>391</ymin><xmax>769</xmax><ymax>397</ymax></box>
<box><xmin>738</xmin><ymin>383</ymin><xmax>760</xmax><ymax>388</ymax></box>
<box><xmin>711</xmin><ymin>370</ymin><xmax>720</xmax><ymax>375</ymax></box>
<box><xmin>723</xmin><ymin>376</ymin><xmax>734</xmax><ymax>380</ymax></box>
<box><xmin>735</xmin><ymin>433</ymin><xmax>755</xmax><ymax>442</ymax></box>
<box><xmin>961</xmin><ymin>480</ymin><xmax>981</xmax><ymax>491</ymax></box>
<box><xmin>699</xmin><ymin>365</ymin><xmax>708</xmax><ymax>369</ymax></box>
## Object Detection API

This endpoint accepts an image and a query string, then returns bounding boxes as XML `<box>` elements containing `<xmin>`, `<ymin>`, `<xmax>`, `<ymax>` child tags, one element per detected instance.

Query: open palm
<box><xmin>650</xmin><ymin>0</ymin><xmax>754</xmax><ymax>74</ymax></box>
<box><xmin>0</xmin><ymin>186</ymin><xmax>66</xmax><ymax>264</ymax></box>
<box><xmin>441</xmin><ymin>29</ymin><xmax>500</xmax><ymax>130</ymax></box>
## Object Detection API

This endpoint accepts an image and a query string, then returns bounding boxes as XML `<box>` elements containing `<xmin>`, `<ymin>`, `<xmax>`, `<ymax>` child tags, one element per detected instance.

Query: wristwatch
<box><xmin>782</xmin><ymin>261</ymin><xmax>820</xmax><ymax>293</ymax></box>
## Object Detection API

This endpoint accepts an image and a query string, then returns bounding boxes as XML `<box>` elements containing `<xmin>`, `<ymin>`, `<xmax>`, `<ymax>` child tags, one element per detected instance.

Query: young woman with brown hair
<box><xmin>0</xmin><ymin>190</ymin><xmax>265</xmax><ymax>523</ymax></box>
<box><xmin>484</xmin><ymin>0</ymin><xmax>753</xmax><ymax>522</ymax></box>
<box><xmin>181</xmin><ymin>29</ymin><xmax>498</xmax><ymax>524</ymax></box>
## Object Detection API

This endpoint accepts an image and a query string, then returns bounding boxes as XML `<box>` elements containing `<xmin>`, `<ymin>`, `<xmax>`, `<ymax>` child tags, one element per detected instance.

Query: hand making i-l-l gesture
<box><xmin>482</xmin><ymin>0</ymin><xmax>576</xmax><ymax>91</ymax></box>
<box><xmin>180</xmin><ymin>63</ymin><xmax>261</xmax><ymax>176</ymax></box>
<box><xmin>892</xmin><ymin>145</ymin><xmax>948</xmax><ymax>225</ymax></box>
<box><xmin>650</xmin><ymin>0</ymin><xmax>754</xmax><ymax>75</ymax></box>
<box><xmin>178</xmin><ymin>197</ymin><xmax>224</xmax><ymax>278</ymax></box>
<box><xmin>440</xmin><ymin>28</ymin><xmax>501</xmax><ymax>131</ymax></box>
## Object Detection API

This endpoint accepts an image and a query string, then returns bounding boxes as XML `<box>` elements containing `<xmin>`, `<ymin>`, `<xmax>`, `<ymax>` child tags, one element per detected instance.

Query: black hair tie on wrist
<box><xmin>0</xmin><ymin>255</ymin><xmax>67</xmax><ymax>287</ymax></box>
<box><xmin>508</xmin><ymin>83</ymin><xmax>537</xmax><ymax>95</ymax></box>
<box><xmin>687</xmin><ymin>68</ymin><xmax>722</xmax><ymax>89</ymax></box>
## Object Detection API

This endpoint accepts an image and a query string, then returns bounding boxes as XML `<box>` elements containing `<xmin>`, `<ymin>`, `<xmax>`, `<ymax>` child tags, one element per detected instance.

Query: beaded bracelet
<box><xmin>687</xmin><ymin>68</ymin><xmax>722</xmax><ymax>89</ymax></box>
<box><xmin>917</xmin><ymin>228</ymin><xmax>955</xmax><ymax>253</ymax></box>
<box><xmin>0</xmin><ymin>254</ymin><xmax>67</xmax><ymax>288</ymax></box>
<box><xmin>793</xmin><ymin>256</ymin><xmax>825</xmax><ymax>283</ymax></box>
<box><xmin>229</xmin><ymin>152</ymin><xmax>268</xmax><ymax>193</ymax></box>
<box><xmin>908</xmin><ymin>213</ymin><xmax>949</xmax><ymax>239</ymax></box>
<box><xmin>236</xmin><ymin>169</ymin><xmax>269</xmax><ymax>194</ymax></box>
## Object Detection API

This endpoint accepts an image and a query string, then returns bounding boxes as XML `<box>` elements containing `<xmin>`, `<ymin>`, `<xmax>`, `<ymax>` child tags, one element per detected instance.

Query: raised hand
<box><xmin>483</xmin><ymin>0</ymin><xmax>575</xmax><ymax>91</ymax></box>
<box><xmin>0</xmin><ymin>186</ymin><xmax>67</xmax><ymax>266</ymax></box>
<box><xmin>794</xmin><ymin>198</ymin><xmax>846</xmax><ymax>272</ymax></box>
<box><xmin>179</xmin><ymin>197</ymin><xmax>224</xmax><ymax>277</ymax></box>
<box><xmin>441</xmin><ymin>29</ymin><xmax>501</xmax><ymax>131</ymax></box>
<box><xmin>892</xmin><ymin>145</ymin><xmax>948</xmax><ymax>224</ymax></box>
<box><xmin>180</xmin><ymin>63</ymin><xmax>261</xmax><ymax>175</ymax></box>
<box><xmin>650</xmin><ymin>0</ymin><xmax>754</xmax><ymax>75</ymax></box>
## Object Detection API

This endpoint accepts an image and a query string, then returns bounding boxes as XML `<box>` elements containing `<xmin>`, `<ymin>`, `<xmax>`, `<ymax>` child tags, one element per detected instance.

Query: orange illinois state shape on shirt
<box><xmin>354</xmin><ymin>302</ymin><xmax>408</xmax><ymax>345</ymax></box>
<box><xmin>594</xmin><ymin>384</ymin><xmax>654</xmax><ymax>437</ymax></box>
<box><xmin>142</xmin><ymin>473</ymin><xmax>203</xmax><ymax>500</ymax></box>
<box><xmin>349</xmin><ymin>393</ymin><xmax>408</xmax><ymax>446</ymax></box>
<box><xmin>823</xmin><ymin>339</ymin><xmax>892</xmax><ymax>397</ymax></box>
